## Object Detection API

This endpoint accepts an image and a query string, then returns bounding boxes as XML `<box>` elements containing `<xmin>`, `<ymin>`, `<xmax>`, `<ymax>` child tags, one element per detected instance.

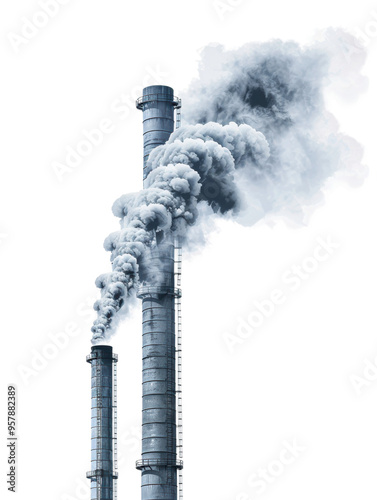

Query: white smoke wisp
<box><xmin>91</xmin><ymin>30</ymin><xmax>367</xmax><ymax>343</ymax></box>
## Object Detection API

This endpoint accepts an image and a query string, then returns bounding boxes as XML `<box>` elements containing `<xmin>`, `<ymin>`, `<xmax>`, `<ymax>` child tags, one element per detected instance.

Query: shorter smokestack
<box><xmin>86</xmin><ymin>345</ymin><xmax>118</xmax><ymax>500</ymax></box>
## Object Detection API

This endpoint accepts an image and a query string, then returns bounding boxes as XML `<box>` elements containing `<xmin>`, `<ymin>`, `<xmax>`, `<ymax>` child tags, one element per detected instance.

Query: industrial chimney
<box><xmin>135</xmin><ymin>85</ymin><xmax>183</xmax><ymax>500</ymax></box>
<box><xmin>87</xmin><ymin>345</ymin><xmax>118</xmax><ymax>500</ymax></box>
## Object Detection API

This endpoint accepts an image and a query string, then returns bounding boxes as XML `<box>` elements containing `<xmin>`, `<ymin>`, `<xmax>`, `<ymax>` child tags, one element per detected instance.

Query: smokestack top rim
<box><xmin>91</xmin><ymin>344</ymin><xmax>112</xmax><ymax>352</ymax></box>
<box><xmin>86</xmin><ymin>344</ymin><xmax>118</xmax><ymax>362</ymax></box>
<box><xmin>142</xmin><ymin>85</ymin><xmax>174</xmax><ymax>97</ymax></box>
<box><xmin>136</xmin><ymin>85</ymin><xmax>181</xmax><ymax>110</ymax></box>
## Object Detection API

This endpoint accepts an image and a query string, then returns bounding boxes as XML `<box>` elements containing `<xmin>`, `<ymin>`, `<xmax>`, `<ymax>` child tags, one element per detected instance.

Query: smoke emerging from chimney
<box><xmin>91</xmin><ymin>29</ymin><xmax>367</xmax><ymax>343</ymax></box>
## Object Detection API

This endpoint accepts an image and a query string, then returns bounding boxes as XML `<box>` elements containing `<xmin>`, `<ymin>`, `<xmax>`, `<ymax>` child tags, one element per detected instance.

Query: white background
<box><xmin>1</xmin><ymin>1</ymin><xmax>376</xmax><ymax>499</ymax></box>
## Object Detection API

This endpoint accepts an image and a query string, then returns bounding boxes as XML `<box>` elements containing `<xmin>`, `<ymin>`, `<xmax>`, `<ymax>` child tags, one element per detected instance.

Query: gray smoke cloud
<box><xmin>91</xmin><ymin>29</ymin><xmax>367</xmax><ymax>343</ymax></box>
<box><xmin>182</xmin><ymin>29</ymin><xmax>367</xmax><ymax>224</ymax></box>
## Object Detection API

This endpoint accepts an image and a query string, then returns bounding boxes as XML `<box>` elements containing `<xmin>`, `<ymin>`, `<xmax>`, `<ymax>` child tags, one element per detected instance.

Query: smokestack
<box><xmin>87</xmin><ymin>345</ymin><xmax>118</xmax><ymax>500</ymax></box>
<box><xmin>135</xmin><ymin>86</ymin><xmax>183</xmax><ymax>500</ymax></box>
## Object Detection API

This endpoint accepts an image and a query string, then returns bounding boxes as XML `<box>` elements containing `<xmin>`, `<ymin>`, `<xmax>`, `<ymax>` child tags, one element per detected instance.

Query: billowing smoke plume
<box><xmin>91</xmin><ymin>123</ymin><xmax>269</xmax><ymax>341</ymax></box>
<box><xmin>182</xmin><ymin>29</ymin><xmax>367</xmax><ymax>224</ymax></box>
<box><xmin>91</xmin><ymin>30</ymin><xmax>367</xmax><ymax>343</ymax></box>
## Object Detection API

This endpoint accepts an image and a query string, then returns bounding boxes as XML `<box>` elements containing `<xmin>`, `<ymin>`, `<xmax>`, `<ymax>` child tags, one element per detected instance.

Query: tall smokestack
<box><xmin>135</xmin><ymin>86</ymin><xmax>183</xmax><ymax>500</ymax></box>
<box><xmin>87</xmin><ymin>345</ymin><xmax>118</xmax><ymax>500</ymax></box>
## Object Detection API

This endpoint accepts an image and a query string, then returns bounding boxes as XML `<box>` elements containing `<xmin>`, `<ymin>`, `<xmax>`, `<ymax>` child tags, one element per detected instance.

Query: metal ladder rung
<box><xmin>175</xmin><ymin>238</ymin><xmax>183</xmax><ymax>499</ymax></box>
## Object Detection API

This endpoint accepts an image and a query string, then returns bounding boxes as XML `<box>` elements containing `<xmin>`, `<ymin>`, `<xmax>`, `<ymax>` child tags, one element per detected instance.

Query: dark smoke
<box><xmin>91</xmin><ymin>30</ymin><xmax>367</xmax><ymax>343</ymax></box>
